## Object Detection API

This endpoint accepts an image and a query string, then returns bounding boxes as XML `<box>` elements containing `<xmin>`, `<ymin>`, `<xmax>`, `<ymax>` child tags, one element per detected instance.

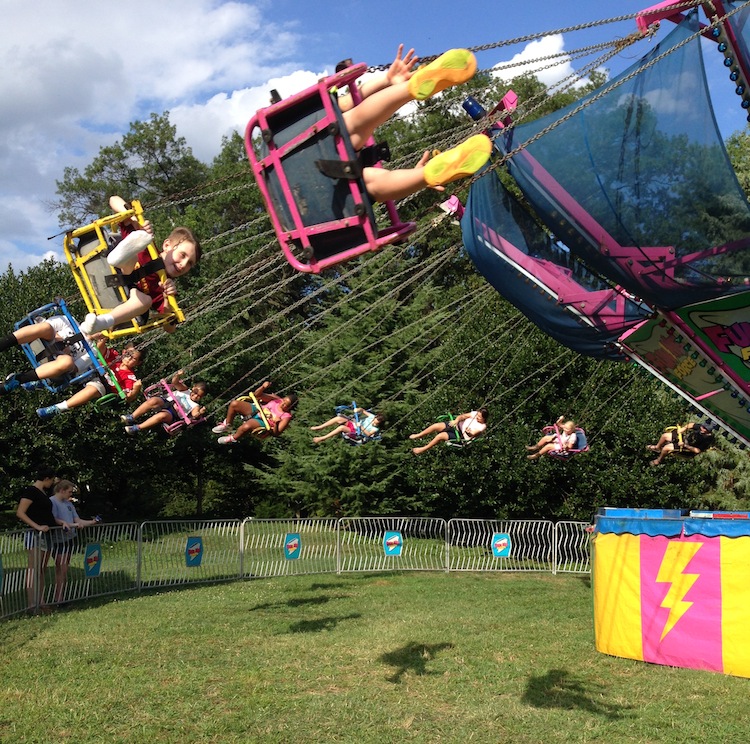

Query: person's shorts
<box><xmin>24</xmin><ymin>530</ymin><xmax>53</xmax><ymax>551</ymax></box>
<box><xmin>345</xmin><ymin>420</ymin><xmax>357</xmax><ymax>435</ymax></box>
<box><xmin>156</xmin><ymin>396</ymin><xmax>179</xmax><ymax>422</ymax></box>
<box><xmin>51</xmin><ymin>536</ymin><xmax>76</xmax><ymax>556</ymax></box>
<box><xmin>46</xmin><ymin>316</ymin><xmax>91</xmax><ymax>375</ymax></box>
<box><xmin>86</xmin><ymin>378</ymin><xmax>107</xmax><ymax>396</ymax></box>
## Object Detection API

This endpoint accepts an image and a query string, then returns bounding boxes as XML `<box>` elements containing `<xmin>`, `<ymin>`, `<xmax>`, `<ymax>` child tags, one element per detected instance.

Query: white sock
<box><xmin>81</xmin><ymin>312</ymin><xmax>115</xmax><ymax>334</ymax></box>
<box><xmin>107</xmin><ymin>230</ymin><xmax>152</xmax><ymax>268</ymax></box>
<box><xmin>57</xmin><ymin>402</ymin><xmax>69</xmax><ymax>412</ymax></box>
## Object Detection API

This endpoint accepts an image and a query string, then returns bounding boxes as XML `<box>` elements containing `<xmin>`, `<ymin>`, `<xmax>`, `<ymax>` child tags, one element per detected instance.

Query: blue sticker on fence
<box><xmin>284</xmin><ymin>533</ymin><xmax>301</xmax><ymax>560</ymax></box>
<box><xmin>84</xmin><ymin>543</ymin><xmax>102</xmax><ymax>578</ymax></box>
<box><xmin>491</xmin><ymin>533</ymin><xmax>512</xmax><ymax>558</ymax></box>
<box><xmin>186</xmin><ymin>537</ymin><xmax>203</xmax><ymax>567</ymax></box>
<box><xmin>383</xmin><ymin>531</ymin><xmax>403</xmax><ymax>556</ymax></box>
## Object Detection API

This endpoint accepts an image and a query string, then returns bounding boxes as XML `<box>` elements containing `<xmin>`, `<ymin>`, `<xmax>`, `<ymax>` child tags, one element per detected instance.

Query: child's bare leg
<box><xmin>408</xmin><ymin>422</ymin><xmax>446</xmax><ymax>440</ymax></box>
<box><xmin>362</xmin><ymin>162</ymin><xmax>429</xmax><ymax>202</ymax></box>
<box><xmin>528</xmin><ymin>443</ymin><xmax>557</xmax><ymax>459</ymax></box>
<box><xmin>310</xmin><ymin>415</ymin><xmax>347</xmax><ymax>431</ymax></box>
<box><xmin>10</xmin><ymin>321</ymin><xmax>55</xmax><ymax>346</ymax></box>
<box><xmin>60</xmin><ymin>385</ymin><xmax>101</xmax><ymax>410</ymax></box>
<box><xmin>226</xmin><ymin>398</ymin><xmax>254</xmax><ymax>426</ymax></box>
<box><xmin>53</xmin><ymin>553</ymin><xmax>71</xmax><ymax>603</ymax></box>
<box><xmin>81</xmin><ymin>288</ymin><xmax>153</xmax><ymax>334</ymax></box>
<box><xmin>234</xmin><ymin>418</ymin><xmax>262</xmax><ymax>441</ymax></box>
<box><xmin>33</xmin><ymin>354</ymin><xmax>76</xmax><ymax>381</ymax></box>
<box><xmin>342</xmin><ymin>82</ymin><xmax>412</xmax><ymax>150</ymax></box>
<box><xmin>526</xmin><ymin>434</ymin><xmax>554</xmax><ymax>451</ymax></box>
<box><xmin>412</xmin><ymin>432</ymin><xmax>449</xmax><ymax>455</ymax></box>
<box><xmin>108</xmin><ymin>289</ymin><xmax>153</xmax><ymax>325</ymax></box>
<box><xmin>651</xmin><ymin>443</ymin><xmax>675</xmax><ymax>466</ymax></box>
<box><xmin>313</xmin><ymin>425</ymin><xmax>349</xmax><ymax>443</ymax></box>
<box><xmin>131</xmin><ymin>397</ymin><xmax>163</xmax><ymax>420</ymax></box>
<box><xmin>342</xmin><ymin>50</ymin><xmax>476</xmax><ymax>149</ymax></box>
<box><xmin>136</xmin><ymin>411</ymin><xmax>172</xmax><ymax>431</ymax></box>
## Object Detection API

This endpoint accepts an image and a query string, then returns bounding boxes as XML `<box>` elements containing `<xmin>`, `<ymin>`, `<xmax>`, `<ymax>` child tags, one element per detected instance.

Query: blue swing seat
<box><xmin>13</xmin><ymin>298</ymin><xmax>111</xmax><ymax>395</ymax></box>
<box><xmin>335</xmin><ymin>402</ymin><xmax>382</xmax><ymax>445</ymax></box>
<box><xmin>245</xmin><ymin>63</ymin><xmax>416</xmax><ymax>273</ymax></box>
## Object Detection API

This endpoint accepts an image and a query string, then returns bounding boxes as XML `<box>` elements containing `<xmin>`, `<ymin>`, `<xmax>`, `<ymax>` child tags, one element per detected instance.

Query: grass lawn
<box><xmin>0</xmin><ymin>572</ymin><xmax>747</xmax><ymax>743</ymax></box>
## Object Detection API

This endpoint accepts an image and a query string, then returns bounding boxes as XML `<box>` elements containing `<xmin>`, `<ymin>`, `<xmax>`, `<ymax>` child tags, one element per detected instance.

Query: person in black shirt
<box><xmin>16</xmin><ymin>465</ymin><xmax>59</xmax><ymax>613</ymax></box>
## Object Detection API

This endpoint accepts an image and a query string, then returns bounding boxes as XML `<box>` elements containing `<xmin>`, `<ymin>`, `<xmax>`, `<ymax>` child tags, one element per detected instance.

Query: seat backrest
<box><xmin>63</xmin><ymin>201</ymin><xmax>185</xmax><ymax>339</ymax></box>
<box><xmin>245</xmin><ymin>65</ymin><xmax>416</xmax><ymax>273</ymax></box>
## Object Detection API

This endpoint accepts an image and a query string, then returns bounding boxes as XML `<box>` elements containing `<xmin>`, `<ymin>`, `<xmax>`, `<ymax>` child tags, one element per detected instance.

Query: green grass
<box><xmin>0</xmin><ymin>572</ymin><xmax>747</xmax><ymax>743</ymax></box>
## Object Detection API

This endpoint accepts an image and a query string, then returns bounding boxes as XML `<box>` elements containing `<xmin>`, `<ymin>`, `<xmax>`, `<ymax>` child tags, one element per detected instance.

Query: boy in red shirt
<box><xmin>36</xmin><ymin>340</ymin><xmax>143</xmax><ymax>418</ymax></box>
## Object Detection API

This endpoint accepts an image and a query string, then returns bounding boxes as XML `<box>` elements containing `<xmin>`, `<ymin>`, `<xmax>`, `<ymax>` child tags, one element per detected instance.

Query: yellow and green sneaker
<box><xmin>424</xmin><ymin>134</ymin><xmax>492</xmax><ymax>186</ymax></box>
<box><xmin>408</xmin><ymin>48</ymin><xmax>477</xmax><ymax>101</ymax></box>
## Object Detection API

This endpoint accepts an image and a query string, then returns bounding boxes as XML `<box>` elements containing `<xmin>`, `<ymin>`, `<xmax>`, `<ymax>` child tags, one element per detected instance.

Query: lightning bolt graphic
<box><xmin>655</xmin><ymin>542</ymin><xmax>702</xmax><ymax>641</ymax></box>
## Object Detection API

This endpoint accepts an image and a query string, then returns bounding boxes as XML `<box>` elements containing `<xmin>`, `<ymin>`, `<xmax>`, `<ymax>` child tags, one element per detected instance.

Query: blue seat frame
<box><xmin>13</xmin><ymin>298</ymin><xmax>110</xmax><ymax>394</ymax></box>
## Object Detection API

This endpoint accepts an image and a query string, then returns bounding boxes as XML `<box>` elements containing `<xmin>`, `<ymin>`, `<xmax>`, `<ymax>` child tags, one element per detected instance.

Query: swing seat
<box><xmin>144</xmin><ymin>379</ymin><xmax>206</xmax><ymax>436</ymax></box>
<box><xmin>245</xmin><ymin>63</ymin><xmax>416</xmax><ymax>273</ymax></box>
<box><xmin>542</xmin><ymin>425</ymin><xmax>589</xmax><ymax>459</ymax></box>
<box><xmin>13</xmin><ymin>298</ymin><xmax>111</xmax><ymax>395</ymax></box>
<box><xmin>63</xmin><ymin>200</ymin><xmax>185</xmax><ymax>340</ymax></box>
<box><xmin>236</xmin><ymin>393</ymin><xmax>273</xmax><ymax>440</ymax></box>
<box><xmin>439</xmin><ymin>413</ymin><xmax>474</xmax><ymax>449</ymax></box>
<box><xmin>341</xmin><ymin>430</ymin><xmax>382</xmax><ymax>446</ymax></box>
<box><xmin>334</xmin><ymin>402</ymin><xmax>381</xmax><ymax>445</ymax></box>
<box><xmin>661</xmin><ymin>425</ymin><xmax>713</xmax><ymax>460</ymax></box>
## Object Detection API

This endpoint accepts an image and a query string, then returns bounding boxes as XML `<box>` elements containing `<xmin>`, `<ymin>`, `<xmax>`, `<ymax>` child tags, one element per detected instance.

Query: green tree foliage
<box><xmin>53</xmin><ymin>112</ymin><xmax>209</xmax><ymax>226</ymax></box>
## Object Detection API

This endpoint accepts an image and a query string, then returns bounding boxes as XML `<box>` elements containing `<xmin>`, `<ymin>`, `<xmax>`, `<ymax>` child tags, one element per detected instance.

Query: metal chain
<box><xmin>367</xmin><ymin>0</ymin><xmax>704</xmax><ymax>69</ymax></box>
<box><xmin>470</xmin><ymin>3</ymin><xmax>744</xmax><ymax>186</ymax></box>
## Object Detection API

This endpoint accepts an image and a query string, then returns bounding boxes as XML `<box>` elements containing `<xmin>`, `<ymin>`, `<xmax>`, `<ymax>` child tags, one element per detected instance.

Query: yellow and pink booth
<box><xmin>593</xmin><ymin>507</ymin><xmax>750</xmax><ymax>678</ymax></box>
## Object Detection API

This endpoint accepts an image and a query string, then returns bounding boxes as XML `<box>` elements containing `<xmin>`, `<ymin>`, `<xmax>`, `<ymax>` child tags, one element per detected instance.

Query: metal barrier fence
<box><xmin>0</xmin><ymin>518</ymin><xmax>589</xmax><ymax>620</ymax></box>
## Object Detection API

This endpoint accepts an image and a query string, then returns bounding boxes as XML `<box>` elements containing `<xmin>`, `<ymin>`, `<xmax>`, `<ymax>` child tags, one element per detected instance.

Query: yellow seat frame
<box><xmin>63</xmin><ymin>199</ymin><xmax>185</xmax><ymax>340</ymax></box>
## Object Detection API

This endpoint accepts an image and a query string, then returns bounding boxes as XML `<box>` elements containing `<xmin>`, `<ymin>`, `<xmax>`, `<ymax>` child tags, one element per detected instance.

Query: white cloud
<box><xmin>0</xmin><ymin>0</ymin><xmax>309</xmax><ymax>273</ymax></box>
<box><xmin>492</xmin><ymin>34</ymin><xmax>603</xmax><ymax>89</ymax></box>
<box><xmin>171</xmin><ymin>70</ymin><xmax>321</xmax><ymax>162</ymax></box>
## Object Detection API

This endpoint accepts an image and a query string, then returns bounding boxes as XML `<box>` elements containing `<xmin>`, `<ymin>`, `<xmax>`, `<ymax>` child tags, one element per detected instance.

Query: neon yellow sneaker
<box><xmin>424</xmin><ymin>134</ymin><xmax>492</xmax><ymax>186</ymax></box>
<box><xmin>408</xmin><ymin>49</ymin><xmax>477</xmax><ymax>100</ymax></box>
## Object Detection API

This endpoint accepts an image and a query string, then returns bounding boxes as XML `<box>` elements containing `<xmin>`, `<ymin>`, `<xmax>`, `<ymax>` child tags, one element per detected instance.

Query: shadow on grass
<box><xmin>522</xmin><ymin>668</ymin><xmax>631</xmax><ymax>720</ymax></box>
<box><xmin>379</xmin><ymin>641</ymin><xmax>454</xmax><ymax>683</ymax></box>
<box><xmin>288</xmin><ymin>613</ymin><xmax>362</xmax><ymax>633</ymax></box>
<box><xmin>249</xmin><ymin>594</ymin><xmax>351</xmax><ymax>611</ymax></box>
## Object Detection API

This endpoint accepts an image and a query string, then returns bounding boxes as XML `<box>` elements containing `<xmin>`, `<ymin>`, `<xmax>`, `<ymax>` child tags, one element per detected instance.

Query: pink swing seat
<box><xmin>245</xmin><ymin>63</ymin><xmax>416</xmax><ymax>273</ymax></box>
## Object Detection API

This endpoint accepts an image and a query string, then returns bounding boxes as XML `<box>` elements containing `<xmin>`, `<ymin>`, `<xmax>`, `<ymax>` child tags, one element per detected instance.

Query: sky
<box><xmin>2</xmin><ymin>0</ymin><xmax>747</xmax><ymax>272</ymax></box>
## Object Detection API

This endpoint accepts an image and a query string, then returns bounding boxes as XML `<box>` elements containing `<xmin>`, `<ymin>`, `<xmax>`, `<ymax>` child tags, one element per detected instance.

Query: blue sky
<box><xmin>1</xmin><ymin>0</ymin><xmax>747</xmax><ymax>272</ymax></box>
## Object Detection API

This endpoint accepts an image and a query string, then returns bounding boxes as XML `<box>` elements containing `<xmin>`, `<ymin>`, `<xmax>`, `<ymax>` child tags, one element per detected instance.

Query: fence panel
<box><xmin>554</xmin><ymin>521</ymin><xmax>591</xmax><ymax>574</ymax></box>
<box><xmin>138</xmin><ymin>520</ymin><xmax>242</xmax><ymax>589</ymax></box>
<box><xmin>0</xmin><ymin>523</ymin><xmax>141</xmax><ymax>618</ymax></box>
<box><xmin>52</xmin><ymin>521</ymin><xmax>141</xmax><ymax>604</ymax></box>
<box><xmin>0</xmin><ymin>529</ymin><xmax>34</xmax><ymax>619</ymax></box>
<box><xmin>242</xmin><ymin>519</ymin><xmax>339</xmax><ymax>578</ymax></box>
<box><xmin>1</xmin><ymin>517</ymin><xmax>592</xmax><ymax>618</ymax></box>
<box><xmin>448</xmin><ymin>519</ymin><xmax>554</xmax><ymax>571</ymax></box>
<box><xmin>337</xmin><ymin>517</ymin><xmax>447</xmax><ymax>573</ymax></box>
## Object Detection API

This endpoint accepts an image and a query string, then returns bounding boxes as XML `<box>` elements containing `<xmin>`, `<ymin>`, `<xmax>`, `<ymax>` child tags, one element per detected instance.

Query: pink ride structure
<box><xmin>245</xmin><ymin>63</ymin><xmax>416</xmax><ymax>273</ymax></box>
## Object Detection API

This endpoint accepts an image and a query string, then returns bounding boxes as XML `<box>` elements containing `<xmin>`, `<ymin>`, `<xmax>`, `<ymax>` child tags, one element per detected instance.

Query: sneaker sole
<box><xmin>424</xmin><ymin>134</ymin><xmax>491</xmax><ymax>186</ymax></box>
<box><xmin>409</xmin><ymin>49</ymin><xmax>476</xmax><ymax>101</ymax></box>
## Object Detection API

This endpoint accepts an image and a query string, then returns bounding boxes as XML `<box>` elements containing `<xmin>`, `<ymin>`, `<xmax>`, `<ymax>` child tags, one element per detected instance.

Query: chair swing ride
<box><xmin>16</xmin><ymin>1</ymin><xmax>750</xmax><ymax>454</ymax></box>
